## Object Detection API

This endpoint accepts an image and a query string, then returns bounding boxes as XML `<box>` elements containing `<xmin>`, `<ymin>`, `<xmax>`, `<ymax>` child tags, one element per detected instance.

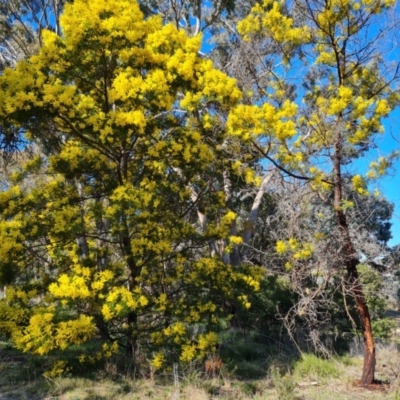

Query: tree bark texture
<box><xmin>334</xmin><ymin>132</ymin><xmax>375</xmax><ymax>385</ymax></box>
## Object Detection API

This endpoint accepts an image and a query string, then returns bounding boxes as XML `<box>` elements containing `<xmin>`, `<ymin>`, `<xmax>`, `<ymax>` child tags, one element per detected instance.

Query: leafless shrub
<box><xmin>376</xmin><ymin>342</ymin><xmax>400</xmax><ymax>388</ymax></box>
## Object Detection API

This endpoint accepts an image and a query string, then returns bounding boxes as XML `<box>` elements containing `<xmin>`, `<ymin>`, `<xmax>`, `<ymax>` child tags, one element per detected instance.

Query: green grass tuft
<box><xmin>293</xmin><ymin>354</ymin><xmax>340</xmax><ymax>380</ymax></box>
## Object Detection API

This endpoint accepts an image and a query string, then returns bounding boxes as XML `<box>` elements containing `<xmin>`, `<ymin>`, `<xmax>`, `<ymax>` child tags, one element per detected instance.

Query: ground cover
<box><xmin>2</xmin><ymin>337</ymin><xmax>400</xmax><ymax>400</ymax></box>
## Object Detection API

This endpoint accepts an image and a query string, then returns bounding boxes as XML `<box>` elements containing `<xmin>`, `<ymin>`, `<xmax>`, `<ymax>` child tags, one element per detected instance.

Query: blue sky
<box><xmin>201</xmin><ymin>46</ymin><xmax>400</xmax><ymax>248</ymax></box>
<box><xmin>350</xmin><ymin>105</ymin><xmax>400</xmax><ymax>247</ymax></box>
<box><xmin>374</xmin><ymin>113</ymin><xmax>400</xmax><ymax>246</ymax></box>
<box><xmin>372</xmin><ymin>4</ymin><xmax>400</xmax><ymax>247</ymax></box>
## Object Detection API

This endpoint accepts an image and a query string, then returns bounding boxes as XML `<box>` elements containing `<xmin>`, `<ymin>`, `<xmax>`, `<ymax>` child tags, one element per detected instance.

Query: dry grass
<box><xmin>2</xmin><ymin>342</ymin><xmax>400</xmax><ymax>399</ymax></box>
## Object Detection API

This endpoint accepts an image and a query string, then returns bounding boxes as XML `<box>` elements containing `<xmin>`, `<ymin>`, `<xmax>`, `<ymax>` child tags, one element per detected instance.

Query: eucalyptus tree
<box><xmin>0</xmin><ymin>0</ymin><xmax>66</xmax><ymax>70</ymax></box>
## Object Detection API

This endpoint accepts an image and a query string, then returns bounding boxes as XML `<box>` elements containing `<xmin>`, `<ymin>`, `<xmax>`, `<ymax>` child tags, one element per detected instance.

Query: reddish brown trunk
<box><xmin>334</xmin><ymin>130</ymin><xmax>375</xmax><ymax>386</ymax></box>
<box><xmin>345</xmin><ymin>256</ymin><xmax>376</xmax><ymax>385</ymax></box>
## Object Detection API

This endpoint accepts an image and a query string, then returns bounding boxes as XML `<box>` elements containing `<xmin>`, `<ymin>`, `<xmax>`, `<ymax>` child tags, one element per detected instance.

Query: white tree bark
<box><xmin>243</xmin><ymin>169</ymin><xmax>275</xmax><ymax>244</ymax></box>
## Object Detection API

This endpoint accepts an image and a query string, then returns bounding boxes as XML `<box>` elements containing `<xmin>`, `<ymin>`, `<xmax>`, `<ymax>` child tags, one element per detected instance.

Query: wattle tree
<box><xmin>232</xmin><ymin>0</ymin><xmax>399</xmax><ymax>385</ymax></box>
<box><xmin>0</xmin><ymin>0</ymin><xmax>265</xmax><ymax>371</ymax></box>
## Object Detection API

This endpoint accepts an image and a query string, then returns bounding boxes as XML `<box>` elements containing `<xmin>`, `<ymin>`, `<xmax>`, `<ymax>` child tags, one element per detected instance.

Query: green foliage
<box><xmin>236</xmin><ymin>275</ymin><xmax>296</xmax><ymax>334</ymax></box>
<box><xmin>371</xmin><ymin>318</ymin><xmax>396</xmax><ymax>340</ymax></box>
<box><xmin>293</xmin><ymin>354</ymin><xmax>339</xmax><ymax>380</ymax></box>
<box><xmin>220</xmin><ymin>338</ymin><xmax>267</xmax><ymax>379</ymax></box>
<box><xmin>240</xmin><ymin>381</ymin><xmax>260</xmax><ymax>396</ymax></box>
<box><xmin>358</xmin><ymin>264</ymin><xmax>395</xmax><ymax>339</ymax></box>
<box><xmin>270</xmin><ymin>366</ymin><xmax>296</xmax><ymax>400</ymax></box>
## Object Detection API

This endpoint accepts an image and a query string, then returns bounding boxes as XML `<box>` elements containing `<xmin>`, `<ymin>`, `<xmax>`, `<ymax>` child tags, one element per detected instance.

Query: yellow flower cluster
<box><xmin>102</xmin><ymin>287</ymin><xmax>149</xmax><ymax>321</ymax></box>
<box><xmin>152</xmin><ymin>352</ymin><xmax>165</xmax><ymax>369</ymax></box>
<box><xmin>275</xmin><ymin>238</ymin><xmax>315</xmax><ymax>267</ymax></box>
<box><xmin>44</xmin><ymin>360</ymin><xmax>71</xmax><ymax>378</ymax></box>
<box><xmin>351</xmin><ymin>175</ymin><xmax>369</xmax><ymax>195</ymax></box>
<box><xmin>164</xmin><ymin>322</ymin><xmax>187</xmax><ymax>338</ymax></box>
<box><xmin>238</xmin><ymin>0</ymin><xmax>309</xmax><ymax>45</ymax></box>
<box><xmin>367</xmin><ymin>153</ymin><xmax>399</xmax><ymax>178</ymax></box>
<box><xmin>102</xmin><ymin>342</ymin><xmax>119</xmax><ymax>358</ymax></box>
<box><xmin>227</xmin><ymin>100</ymin><xmax>297</xmax><ymax>142</ymax></box>
<box><xmin>238</xmin><ymin>295</ymin><xmax>252</xmax><ymax>309</ymax></box>
<box><xmin>276</xmin><ymin>240</ymin><xmax>287</xmax><ymax>254</ymax></box>
<box><xmin>15</xmin><ymin>313</ymin><xmax>95</xmax><ymax>355</ymax></box>
<box><xmin>49</xmin><ymin>272</ymin><xmax>91</xmax><ymax>299</ymax></box>
<box><xmin>180</xmin><ymin>332</ymin><xmax>218</xmax><ymax>362</ymax></box>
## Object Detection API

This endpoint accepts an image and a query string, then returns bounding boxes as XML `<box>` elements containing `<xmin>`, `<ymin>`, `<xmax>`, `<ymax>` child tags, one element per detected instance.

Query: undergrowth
<box><xmin>0</xmin><ymin>336</ymin><xmax>398</xmax><ymax>399</ymax></box>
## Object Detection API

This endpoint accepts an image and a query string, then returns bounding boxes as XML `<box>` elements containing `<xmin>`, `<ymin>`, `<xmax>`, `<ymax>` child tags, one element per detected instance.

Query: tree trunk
<box><xmin>122</xmin><ymin>214</ymin><xmax>138</xmax><ymax>358</ymax></box>
<box><xmin>334</xmin><ymin>131</ymin><xmax>375</xmax><ymax>385</ymax></box>
<box><xmin>347</xmin><ymin>258</ymin><xmax>376</xmax><ymax>385</ymax></box>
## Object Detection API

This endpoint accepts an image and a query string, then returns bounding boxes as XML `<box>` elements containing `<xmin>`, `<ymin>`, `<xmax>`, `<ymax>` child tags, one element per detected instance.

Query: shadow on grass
<box><xmin>218</xmin><ymin>330</ymin><xmax>300</xmax><ymax>380</ymax></box>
